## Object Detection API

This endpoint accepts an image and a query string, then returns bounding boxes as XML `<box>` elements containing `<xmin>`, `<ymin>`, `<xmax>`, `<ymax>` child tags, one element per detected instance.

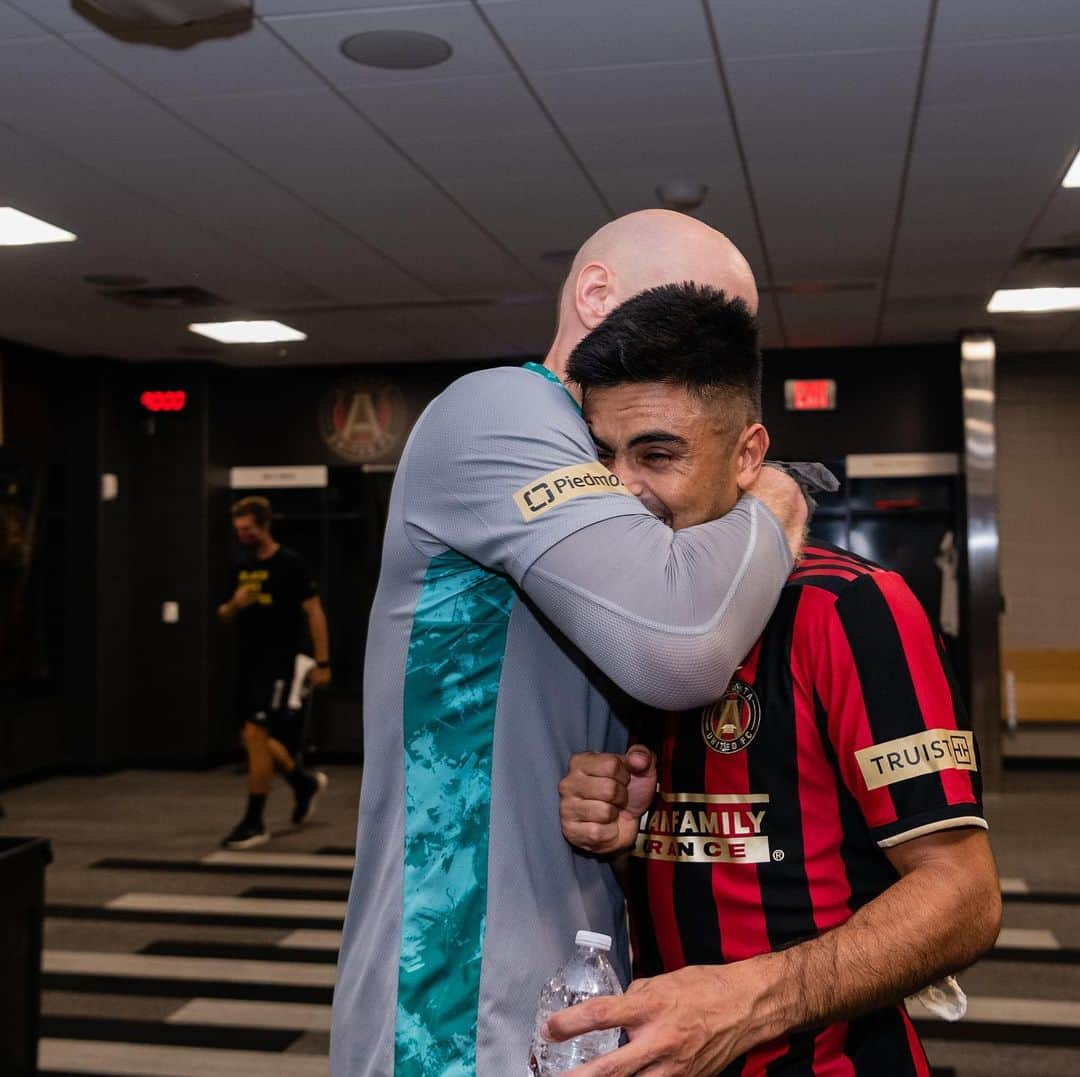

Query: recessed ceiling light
<box><xmin>1063</xmin><ymin>148</ymin><xmax>1080</xmax><ymax>188</ymax></box>
<box><xmin>987</xmin><ymin>287</ymin><xmax>1080</xmax><ymax>314</ymax></box>
<box><xmin>0</xmin><ymin>207</ymin><xmax>76</xmax><ymax>246</ymax></box>
<box><xmin>188</xmin><ymin>320</ymin><xmax>306</xmax><ymax>344</ymax></box>
<box><xmin>340</xmin><ymin>30</ymin><xmax>452</xmax><ymax>70</ymax></box>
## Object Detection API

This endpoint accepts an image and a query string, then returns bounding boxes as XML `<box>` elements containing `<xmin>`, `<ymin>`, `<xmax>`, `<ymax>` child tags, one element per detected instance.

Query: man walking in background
<box><xmin>217</xmin><ymin>495</ymin><xmax>331</xmax><ymax>850</ymax></box>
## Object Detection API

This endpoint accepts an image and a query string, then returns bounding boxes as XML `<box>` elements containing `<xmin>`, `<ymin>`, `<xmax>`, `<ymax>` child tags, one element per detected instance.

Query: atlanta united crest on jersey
<box><xmin>628</xmin><ymin>543</ymin><xmax>986</xmax><ymax>1077</ymax></box>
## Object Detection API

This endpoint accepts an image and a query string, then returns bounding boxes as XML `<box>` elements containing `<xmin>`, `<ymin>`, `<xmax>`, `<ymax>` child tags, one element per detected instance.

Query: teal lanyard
<box><xmin>522</xmin><ymin>361</ymin><xmax>580</xmax><ymax>413</ymax></box>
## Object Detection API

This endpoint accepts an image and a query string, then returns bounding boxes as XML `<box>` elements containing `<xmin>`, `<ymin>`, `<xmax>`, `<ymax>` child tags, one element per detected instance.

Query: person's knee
<box><xmin>242</xmin><ymin>721</ymin><xmax>268</xmax><ymax>751</ymax></box>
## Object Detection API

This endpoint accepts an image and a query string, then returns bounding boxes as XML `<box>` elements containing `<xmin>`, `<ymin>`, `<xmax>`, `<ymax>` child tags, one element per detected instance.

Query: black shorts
<box><xmin>237</xmin><ymin>663</ymin><xmax>301</xmax><ymax>748</ymax></box>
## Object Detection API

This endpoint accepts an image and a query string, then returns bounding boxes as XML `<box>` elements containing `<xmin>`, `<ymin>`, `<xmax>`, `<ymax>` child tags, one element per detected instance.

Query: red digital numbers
<box><xmin>139</xmin><ymin>390</ymin><xmax>187</xmax><ymax>413</ymax></box>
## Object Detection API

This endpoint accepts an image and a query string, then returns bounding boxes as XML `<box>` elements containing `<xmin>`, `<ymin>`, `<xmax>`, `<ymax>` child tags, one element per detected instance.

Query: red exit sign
<box><xmin>784</xmin><ymin>379</ymin><xmax>836</xmax><ymax>411</ymax></box>
<box><xmin>140</xmin><ymin>390</ymin><xmax>187</xmax><ymax>413</ymax></box>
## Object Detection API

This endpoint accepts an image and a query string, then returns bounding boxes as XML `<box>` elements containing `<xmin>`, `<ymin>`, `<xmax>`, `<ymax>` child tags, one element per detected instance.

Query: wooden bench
<box><xmin>1001</xmin><ymin>650</ymin><xmax>1080</xmax><ymax>723</ymax></box>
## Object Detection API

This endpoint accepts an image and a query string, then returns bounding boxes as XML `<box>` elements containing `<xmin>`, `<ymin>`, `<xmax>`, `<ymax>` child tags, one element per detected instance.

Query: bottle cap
<box><xmin>575</xmin><ymin>930</ymin><xmax>612</xmax><ymax>951</ymax></box>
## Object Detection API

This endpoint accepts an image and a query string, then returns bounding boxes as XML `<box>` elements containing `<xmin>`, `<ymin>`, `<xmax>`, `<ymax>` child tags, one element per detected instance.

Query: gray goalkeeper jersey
<box><xmin>330</xmin><ymin>363</ymin><xmax>791</xmax><ymax>1076</ymax></box>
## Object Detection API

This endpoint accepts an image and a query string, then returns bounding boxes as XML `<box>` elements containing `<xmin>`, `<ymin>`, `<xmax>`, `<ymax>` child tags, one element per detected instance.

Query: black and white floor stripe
<box><xmin>37</xmin><ymin>858</ymin><xmax>1080</xmax><ymax>1073</ymax></box>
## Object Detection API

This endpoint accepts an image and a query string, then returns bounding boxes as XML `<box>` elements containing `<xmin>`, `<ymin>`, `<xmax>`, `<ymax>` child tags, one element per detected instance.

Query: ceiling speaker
<box><xmin>80</xmin><ymin>1</ymin><xmax>251</xmax><ymax>26</ymax></box>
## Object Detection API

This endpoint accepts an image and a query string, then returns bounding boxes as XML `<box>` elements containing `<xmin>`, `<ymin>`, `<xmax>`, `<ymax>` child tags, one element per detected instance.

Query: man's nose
<box><xmin>611</xmin><ymin>462</ymin><xmax>645</xmax><ymax>496</ymax></box>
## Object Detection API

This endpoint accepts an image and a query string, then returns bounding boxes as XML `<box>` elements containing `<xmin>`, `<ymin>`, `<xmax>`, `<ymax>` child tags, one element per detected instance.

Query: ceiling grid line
<box><xmin>50</xmin><ymin>29</ymin><xmax>451</xmax><ymax>306</ymax></box>
<box><xmin>870</xmin><ymin>0</ymin><xmax>939</xmax><ymax>346</ymax></box>
<box><xmin>258</xmin><ymin>15</ymin><xmax>554</xmax><ymax>298</ymax></box>
<box><xmin>700</xmin><ymin>0</ymin><xmax>787</xmax><ymax>348</ymax></box>
<box><xmin>0</xmin><ymin>114</ymin><xmax>328</xmax><ymax>316</ymax></box>
<box><xmin>468</xmin><ymin>0</ymin><xmax>617</xmax><ymax>222</ymax></box>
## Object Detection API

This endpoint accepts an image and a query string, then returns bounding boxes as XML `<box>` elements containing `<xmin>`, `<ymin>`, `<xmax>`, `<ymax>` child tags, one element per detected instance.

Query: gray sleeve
<box><xmin>522</xmin><ymin>497</ymin><xmax>792</xmax><ymax>710</ymax></box>
<box><xmin>402</xmin><ymin>367</ymin><xmax>649</xmax><ymax>579</ymax></box>
<box><xmin>402</xmin><ymin>365</ymin><xmax>792</xmax><ymax>708</ymax></box>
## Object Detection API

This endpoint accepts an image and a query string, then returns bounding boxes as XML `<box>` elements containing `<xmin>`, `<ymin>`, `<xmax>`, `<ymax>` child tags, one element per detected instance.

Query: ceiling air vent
<box><xmin>103</xmin><ymin>285</ymin><xmax>226</xmax><ymax>309</ymax></box>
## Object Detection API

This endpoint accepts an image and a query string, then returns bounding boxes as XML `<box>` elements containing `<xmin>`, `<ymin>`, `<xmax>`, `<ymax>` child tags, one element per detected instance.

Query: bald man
<box><xmin>330</xmin><ymin>211</ymin><xmax>808</xmax><ymax>1077</ymax></box>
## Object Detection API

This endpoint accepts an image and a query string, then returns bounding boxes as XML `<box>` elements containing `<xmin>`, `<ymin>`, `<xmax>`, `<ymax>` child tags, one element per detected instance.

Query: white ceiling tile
<box><xmin>778</xmin><ymin>291</ymin><xmax>877</xmax><ymax>348</ymax></box>
<box><xmin>65</xmin><ymin>21</ymin><xmax>323</xmax><ymax>98</ymax></box>
<box><xmin>726</xmin><ymin>49</ymin><xmax>921</xmax><ymax>159</ymax></box>
<box><xmin>171</xmin><ymin>89</ymin><xmax>541</xmax><ymax>296</ymax></box>
<box><xmin>708</xmin><ymin>0</ymin><xmax>930</xmax><ymax>59</ymax></box>
<box><xmin>1025</xmin><ymin>190</ymin><xmax>1080</xmax><ymax>248</ymax></box>
<box><xmin>4</xmin><ymin>0</ymin><xmax>91</xmax><ymax>33</ymax></box>
<box><xmin>399</xmin><ymin>129</ymin><xmax>608</xmax><ymax>255</ymax></box>
<box><xmin>258</xmin><ymin>1</ymin><xmax>462</xmax><ymax>12</ymax></box>
<box><xmin>0</xmin><ymin>38</ymin><xmax>226</xmax><ymax>168</ymax></box>
<box><xmin>263</xmin><ymin>3</ymin><xmax>510</xmax><ymax>88</ymax></box>
<box><xmin>348</xmin><ymin>73</ymin><xmax>549</xmax><ymax>138</ymax></box>
<box><xmin>935</xmin><ymin>0</ymin><xmax>1080</xmax><ymax>45</ymax></box>
<box><xmin>0</xmin><ymin>1</ymin><xmax>46</xmax><ymax>40</ymax></box>
<box><xmin>877</xmin><ymin>294</ymin><xmax>989</xmax><ymax>345</ymax></box>
<box><xmin>479</xmin><ymin>0</ymin><xmax>713</xmax><ymax>72</ymax></box>
<box><xmin>727</xmin><ymin>49</ymin><xmax>918</xmax><ymax>282</ymax></box>
<box><xmin>531</xmin><ymin>59</ymin><xmax>726</xmax><ymax>133</ymax></box>
<box><xmin>922</xmin><ymin>36</ymin><xmax>1080</xmax><ymax>111</ymax></box>
<box><xmin>890</xmin><ymin>149</ymin><xmax>1063</xmax><ymax>295</ymax></box>
<box><xmin>914</xmin><ymin>101</ymin><xmax>1076</xmax><ymax>162</ymax></box>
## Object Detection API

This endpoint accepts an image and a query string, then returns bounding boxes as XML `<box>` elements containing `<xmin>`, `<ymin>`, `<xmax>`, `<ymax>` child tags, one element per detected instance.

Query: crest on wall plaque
<box><xmin>318</xmin><ymin>381</ymin><xmax>407</xmax><ymax>464</ymax></box>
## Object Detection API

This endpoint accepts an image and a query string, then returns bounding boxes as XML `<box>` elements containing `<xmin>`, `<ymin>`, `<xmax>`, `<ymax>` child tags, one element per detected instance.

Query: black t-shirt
<box><xmin>230</xmin><ymin>546</ymin><xmax>318</xmax><ymax>670</ymax></box>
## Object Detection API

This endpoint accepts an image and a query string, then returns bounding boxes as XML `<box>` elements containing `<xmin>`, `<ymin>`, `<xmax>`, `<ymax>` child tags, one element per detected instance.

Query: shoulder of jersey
<box><xmin>785</xmin><ymin>542</ymin><xmax>883</xmax><ymax>596</ymax></box>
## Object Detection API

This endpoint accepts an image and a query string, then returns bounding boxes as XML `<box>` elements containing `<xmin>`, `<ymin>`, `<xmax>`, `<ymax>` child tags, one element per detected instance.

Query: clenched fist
<box><xmin>559</xmin><ymin>746</ymin><xmax>657</xmax><ymax>856</ymax></box>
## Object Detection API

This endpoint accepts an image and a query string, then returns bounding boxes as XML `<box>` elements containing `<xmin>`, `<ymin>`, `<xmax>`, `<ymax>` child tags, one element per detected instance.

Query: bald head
<box><xmin>564</xmin><ymin>208</ymin><xmax>757</xmax><ymax>314</ymax></box>
<box><xmin>546</xmin><ymin>211</ymin><xmax>758</xmax><ymax>380</ymax></box>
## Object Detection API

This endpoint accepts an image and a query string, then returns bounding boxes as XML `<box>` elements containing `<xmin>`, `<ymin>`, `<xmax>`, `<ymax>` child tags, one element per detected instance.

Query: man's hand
<box><xmin>231</xmin><ymin>585</ymin><xmax>257</xmax><ymax>610</ymax></box>
<box><xmin>544</xmin><ymin>960</ymin><xmax>773</xmax><ymax>1077</ymax></box>
<box><xmin>308</xmin><ymin>665</ymin><xmax>332</xmax><ymax>690</ymax></box>
<box><xmin>559</xmin><ymin>747</ymin><xmax>657</xmax><ymax>855</ymax></box>
<box><xmin>745</xmin><ymin>466</ymin><xmax>808</xmax><ymax>562</ymax></box>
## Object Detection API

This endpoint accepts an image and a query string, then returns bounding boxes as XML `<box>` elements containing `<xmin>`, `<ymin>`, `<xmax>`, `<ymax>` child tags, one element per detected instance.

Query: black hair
<box><xmin>566</xmin><ymin>282</ymin><xmax>762</xmax><ymax>428</ymax></box>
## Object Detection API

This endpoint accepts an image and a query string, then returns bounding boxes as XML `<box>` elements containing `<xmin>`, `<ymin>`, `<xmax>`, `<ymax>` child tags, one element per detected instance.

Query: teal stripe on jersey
<box><xmin>395</xmin><ymin>550</ymin><xmax>515</xmax><ymax>1076</ymax></box>
<box><xmin>522</xmin><ymin>361</ymin><xmax>580</xmax><ymax>411</ymax></box>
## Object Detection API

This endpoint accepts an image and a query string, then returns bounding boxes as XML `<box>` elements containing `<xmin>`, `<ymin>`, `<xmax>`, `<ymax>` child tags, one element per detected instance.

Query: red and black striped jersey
<box><xmin>626</xmin><ymin>542</ymin><xmax>985</xmax><ymax>1076</ymax></box>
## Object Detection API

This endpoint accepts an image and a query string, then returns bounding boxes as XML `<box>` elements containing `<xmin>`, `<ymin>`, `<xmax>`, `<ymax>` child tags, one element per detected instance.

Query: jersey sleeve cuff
<box><xmin>872</xmin><ymin>804</ymin><xmax>988</xmax><ymax>849</ymax></box>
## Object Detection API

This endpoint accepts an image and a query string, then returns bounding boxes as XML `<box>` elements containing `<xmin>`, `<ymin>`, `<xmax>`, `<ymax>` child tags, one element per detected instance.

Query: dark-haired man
<box><xmin>331</xmin><ymin>212</ymin><xmax>816</xmax><ymax>1077</ymax></box>
<box><xmin>549</xmin><ymin>283</ymin><xmax>1002</xmax><ymax>1076</ymax></box>
<box><xmin>218</xmin><ymin>495</ymin><xmax>331</xmax><ymax>850</ymax></box>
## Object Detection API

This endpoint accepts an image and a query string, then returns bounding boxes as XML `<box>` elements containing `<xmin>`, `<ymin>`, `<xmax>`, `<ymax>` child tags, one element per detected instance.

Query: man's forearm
<box><xmin>217</xmin><ymin>600</ymin><xmax>237</xmax><ymax>624</ymax></box>
<box><xmin>306</xmin><ymin>604</ymin><xmax>330</xmax><ymax>663</ymax></box>
<box><xmin>737</xmin><ymin>843</ymin><xmax>1001</xmax><ymax>1051</ymax></box>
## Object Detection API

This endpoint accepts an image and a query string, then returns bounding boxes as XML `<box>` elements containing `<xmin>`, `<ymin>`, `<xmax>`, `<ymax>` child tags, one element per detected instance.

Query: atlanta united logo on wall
<box><xmin>701</xmin><ymin>680</ymin><xmax>762</xmax><ymax>754</ymax></box>
<box><xmin>318</xmin><ymin>381</ymin><xmax>407</xmax><ymax>464</ymax></box>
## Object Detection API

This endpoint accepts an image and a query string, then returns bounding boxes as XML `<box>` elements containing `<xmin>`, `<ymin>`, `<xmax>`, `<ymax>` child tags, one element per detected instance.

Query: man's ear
<box><xmin>575</xmin><ymin>262</ymin><xmax>617</xmax><ymax>329</ymax></box>
<box><xmin>735</xmin><ymin>423</ymin><xmax>769</xmax><ymax>491</ymax></box>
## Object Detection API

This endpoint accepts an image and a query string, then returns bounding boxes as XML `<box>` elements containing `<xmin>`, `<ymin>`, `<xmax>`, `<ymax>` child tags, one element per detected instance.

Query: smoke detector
<box><xmin>80</xmin><ymin>1</ymin><xmax>251</xmax><ymax>26</ymax></box>
<box><xmin>656</xmin><ymin>180</ymin><xmax>708</xmax><ymax>212</ymax></box>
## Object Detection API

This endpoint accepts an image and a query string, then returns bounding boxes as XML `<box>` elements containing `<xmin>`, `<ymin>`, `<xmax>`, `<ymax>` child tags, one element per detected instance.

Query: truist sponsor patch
<box><xmin>512</xmin><ymin>461</ymin><xmax>630</xmax><ymax>521</ymax></box>
<box><xmin>855</xmin><ymin>729</ymin><xmax>977</xmax><ymax>791</ymax></box>
<box><xmin>632</xmin><ymin>791</ymin><xmax>772</xmax><ymax>864</ymax></box>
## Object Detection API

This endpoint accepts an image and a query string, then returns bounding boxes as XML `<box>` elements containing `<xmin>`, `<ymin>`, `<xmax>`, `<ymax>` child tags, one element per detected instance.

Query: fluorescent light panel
<box><xmin>987</xmin><ymin>288</ymin><xmax>1080</xmax><ymax>314</ymax></box>
<box><xmin>1064</xmin><ymin>148</ymin><xmax>1080</xmax><ymax>188</ymax></box>
<box><xmin>188</xmin><ymin>320</ymin><xmax>306</xmax><ymax>344</ymax></box>
<box><xmin>0</xmin><ymin>207</ymin><xmax>76</xmax><ymax>246</ymax></box>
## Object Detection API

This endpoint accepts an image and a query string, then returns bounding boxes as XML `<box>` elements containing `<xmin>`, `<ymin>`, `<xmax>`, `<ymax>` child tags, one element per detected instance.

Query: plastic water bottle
<box><xmin>528</xmin><ymin>930</ymin><xmax>623</xmax><ymax>1075</ymax></box>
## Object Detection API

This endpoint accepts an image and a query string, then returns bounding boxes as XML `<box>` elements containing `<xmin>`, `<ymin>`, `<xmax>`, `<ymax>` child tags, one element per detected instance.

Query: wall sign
<box><xmin>318</xmin><ymin>380</ymin><xmax>407</xmax><ymax>464</ymax></box>
<box><xmin>784</xmin><ymin>378</ymin><xmax>836</xmax><ymax>411</ymax></box>
<box><xmin>229</xmin><ymin>466</ymin><xmax>329</xmax><ymax>489</ymax></box>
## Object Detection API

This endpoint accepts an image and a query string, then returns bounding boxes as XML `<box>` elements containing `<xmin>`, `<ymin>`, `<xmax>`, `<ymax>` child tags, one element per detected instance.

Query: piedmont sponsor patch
<box><xmin>512</xmin><ymin>461</ymin><xmax>630</xmax><ymax>521</ymax></box>
<box><xmin>855</xmin><ymin>728</ymin><xmax>977</xmax><ymax>791</ymax></box>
